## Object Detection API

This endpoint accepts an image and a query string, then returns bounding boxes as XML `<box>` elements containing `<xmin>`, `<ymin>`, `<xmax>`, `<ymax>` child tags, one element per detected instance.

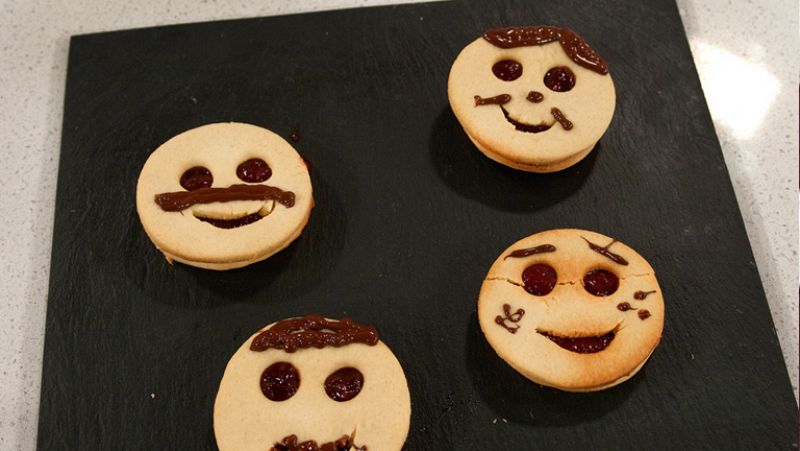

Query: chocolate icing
<box><xmin>504</xmin><ymin>243</ymin><xmax>556</xmax><ymax>259</ymax></box>
<box><xmin>270</xmin><ymin>434</ymin><xmax>367</xmax><ymax>451</ymax></box>
<box><xmin>581</xmin><ymin>237</ymin><xmax>629</xmax><ymax>266</ymax></box>
<box><xmin>474</xmin><ymin>94</ymin><xmax>511</xmax><ymax>106</ymax></box>
<box><xmin>482</xmin><ymin>26</ymin><xmax>609</xmax><ymax>75</ymax></box>
<box><xmin>634</xmin><ymin>290</ymin><xmax>656</xmax><ymax>300</ymax></box>
<box><xmin>250</xmin><ymin>315</ymin><xmax>379</xmax><ymax>353</ymax></box>
<box><xmin>155</xmin><ymin>184</ymin><xmax>295</xmax><ymax>212</ymax></box>
<box><xmin>495</xmin><ymin>303</ymin><xmax>525</xmax><ymax>334</ymax></box>
<box><xmin>551</xmin><ymin>108</ymin><xmax>573</xmax><ymax>130</ymax></box>
<box><xmin>617</xmin><ymin>302</ymin><xmax>635</xmax><ymax>312</ymax></box>
<box><xmin>638</xmin><ymin>310</ymin><xmax>651</xmax><ymax>320</ymax></box>
<box><xmin>526</xmin><ymin>91</ymin><xmax>544</xmax><ymax>103</ymax></box>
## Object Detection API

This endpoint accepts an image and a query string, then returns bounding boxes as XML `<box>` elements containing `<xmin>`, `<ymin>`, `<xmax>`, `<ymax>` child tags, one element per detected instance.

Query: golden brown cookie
<box><xmin>448</xmin><ymin>26</ymin><xmax>616</xmax><ymax>172</ymax></box>
<box><xmin>136</xmin><ymin>122</ymin><xmax>313</xmax><ymax>270</ymax></box>
<box><xmin>214</xmin><ymin>316</ymin><xmax>411</xmax><ymax>451</ymax></box>
<box><xmin>478</xmin><ymin>229</ymin><xmax>664</xmax><ymax>392</ymax></box>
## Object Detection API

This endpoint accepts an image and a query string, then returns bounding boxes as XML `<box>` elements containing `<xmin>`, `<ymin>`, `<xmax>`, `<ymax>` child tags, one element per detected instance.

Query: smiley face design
<box><xmin>477</xmin><ymin>229</ymin><xmax>664</xmax><ymax>392</ymax></box>
<box><xmin>136</xmin><ymin>122</ymin><xmax>313</xmax><ymax>270</ymax></box>
<box><xmin>448</xmin><ymin>26</ymin><xmax>616</xmax><ymax>172</ymax></box>
<box><xmin>214</xmin><ymin>316</ymin><xmax>411</xmax><ymax>451</ymax></box>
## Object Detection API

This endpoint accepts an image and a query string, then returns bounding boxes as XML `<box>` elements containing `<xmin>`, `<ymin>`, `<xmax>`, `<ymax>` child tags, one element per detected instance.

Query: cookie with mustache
<box><xmin>478</xmin><ymin>229</ymin><xmax>664</xmax><ymax>392</ymax></box>
<box><xmin>448</xmin><ymin>26</ymin><xmax>616</xmax><ymax>172</ymax></box>
<box><xmin>136</xmin><ymin>122</ymin><xmax>313</xmax><ymax>270</ymax></box>
<box><xmin>214</xmin><ymin>315</ymin><xmax>411</xmax><ymax>451</ymax></box>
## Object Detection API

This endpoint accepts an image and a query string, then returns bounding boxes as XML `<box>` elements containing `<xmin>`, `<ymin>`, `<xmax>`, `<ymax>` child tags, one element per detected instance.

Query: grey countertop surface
<box><xmin>0</xmin><ymin>0</ymin><xmax>796</xmax><ymax>448</ymax></box>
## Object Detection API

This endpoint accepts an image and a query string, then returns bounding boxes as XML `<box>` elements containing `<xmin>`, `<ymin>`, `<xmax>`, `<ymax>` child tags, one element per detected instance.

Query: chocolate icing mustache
<box><xmin>154</xmin><ymin>184</ymin><xmax>295</xmax><ymax>212</ymax></box>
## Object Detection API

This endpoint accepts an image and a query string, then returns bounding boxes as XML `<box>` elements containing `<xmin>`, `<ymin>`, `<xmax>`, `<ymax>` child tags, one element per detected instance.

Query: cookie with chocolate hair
<box><xmin>136</xmin><ymin>122</ymin><xmax>313</xmax><ymax>270</ymax></box>
<box><xmin>478</xmin><ymin>229</ymin><xmax>664</xmax><ymax>391</ymax></box>
<box><xmin>448</xmin><ymin>26</ymin><xmax>616</xmax><ymax>172</ymax></box>
<box><xmin>214</xmin><ymin>316</ymin><xmax>411</xmax><ymax>451</ymax></box>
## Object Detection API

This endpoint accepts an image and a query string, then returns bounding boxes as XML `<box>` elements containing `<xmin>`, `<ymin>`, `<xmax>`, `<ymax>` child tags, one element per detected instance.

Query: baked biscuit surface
<box><xmin>136</xmin><ymin>122</ymin><xmax>313</xmax><ymax>270</ymax></box>
<box><xmin>448</xmin><ymin>26</ymin><xmax>616</xmax><ymax>172</ymax></box>
<box><xmin>478</xmin><ymin>229</ymin><xmax>664</xmax><ymax>391</ymax></box>
<box><xmin>214</xmin><ymin>316</ymin><xmax>411</xmax><ymax>451</ymax></box>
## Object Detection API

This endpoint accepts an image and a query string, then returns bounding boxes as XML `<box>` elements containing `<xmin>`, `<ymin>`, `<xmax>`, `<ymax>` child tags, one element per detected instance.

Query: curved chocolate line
<box><xmin>505</xmin><ymin>244</ymin><xmax>556</xmax><ymax>259</ymax></box>
<box><xmin>482</xmin><ymin>26</ymin><xmax>609</xmax><ymax>75</ymax></box>
<box><xmin>581</xmin><ymin>236</ymin><xmax>629</xmax><ymax>266</ymax></box>
<box><xmin>501</xmin><ymin>107</ymin><xmax>551</xmax><ymax>133</ymax></box>
<box><xmin>250</xmin><ymin>315</ymin><xmax>379</xmax><ymax>353</ymax></box>
<box><xmin>538</xmin><ymin>330</ymin><xmax>615</xmax><ymax>354</ymax></box>
<box><xmin>270</xmin><ymin>434</ymin><xmax>366</xmax><ymax>451</ymax></box>
<box><xmin>155</xmin><ymin>184</ymin><xmax>295</xmax><ymax>212</ymax></box>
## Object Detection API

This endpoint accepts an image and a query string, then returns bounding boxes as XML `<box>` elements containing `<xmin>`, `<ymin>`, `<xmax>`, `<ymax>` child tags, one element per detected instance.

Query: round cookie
<box><xmin>448</xmin><ymin>26</ymin><xmax>616</xmax><ymax>172</ymax></box>
<box><xmin>136</xmin><ymin>122</ymin><xmax>313</xmax><ymax>270</ymax></box>
<box><xmin>214</xmin><ymin>316</ymin><xmax>411</xmax><ymax>451</ymax></box>
<box><xmin>477</xmin><ymin>229</ymin><xmax>664</xmax><ymax>392</ymax></box>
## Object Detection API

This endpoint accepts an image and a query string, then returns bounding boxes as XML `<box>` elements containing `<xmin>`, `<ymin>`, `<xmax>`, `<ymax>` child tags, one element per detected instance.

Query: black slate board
<box><xmin>38</xmin><ymin>0</ymin><xmax>798</xmax><ymax>449</ymax></box>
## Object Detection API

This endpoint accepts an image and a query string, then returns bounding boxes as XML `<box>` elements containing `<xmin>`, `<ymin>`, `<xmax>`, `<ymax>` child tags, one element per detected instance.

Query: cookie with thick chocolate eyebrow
<box><xmin>478</xmin><ymin>229</ymin><xmax>664</xmax><ymax>392</ymax></box>
<box><xmin>136</xmin><ymin>122</ymin><xmax>313</xmax><ymax>270</ymax></box>
<box><xmin>214</xmin><ymin>316</ymin><xmax>411</xmax><ymax>451</ymax></box>
<box><xmin>448</xmin><ymin>26</ymin><xmax>616</xmax><ymax>172</ymax></box>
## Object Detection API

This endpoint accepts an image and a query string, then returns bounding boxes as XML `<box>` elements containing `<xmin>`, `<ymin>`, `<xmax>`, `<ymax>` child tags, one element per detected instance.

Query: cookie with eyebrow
<box><xmin>448</xmin><ymin>26</ymin><xmax>616</xmax><ymax>172</ymax></box>
<box><xmin>136</xmin><ymin>122</ymin><xmax>313</xmax><ymax>270</ymax></box>
<box><xmin>478</xmin><ymin>229</ymin><xmax>664</xmax><ymax>392</ymax></box>
<box><xmin>214</xmin><ymin>315</ymin><xmax>411</xmax><ymax>451</ymax></box>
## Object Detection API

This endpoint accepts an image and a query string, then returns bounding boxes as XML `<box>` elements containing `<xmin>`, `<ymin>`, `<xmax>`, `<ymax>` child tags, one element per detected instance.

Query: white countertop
<box><xmin>0</xmin><ymin>0</ymin><xmax>796</xmax><ymax>448</ymax></box>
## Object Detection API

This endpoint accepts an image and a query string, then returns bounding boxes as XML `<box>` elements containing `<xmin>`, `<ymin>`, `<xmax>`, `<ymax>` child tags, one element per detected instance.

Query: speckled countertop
<box><xmin>0</xmin><ymin>0</ymin><xmax>796</xmax><ymax>448</ymax></box>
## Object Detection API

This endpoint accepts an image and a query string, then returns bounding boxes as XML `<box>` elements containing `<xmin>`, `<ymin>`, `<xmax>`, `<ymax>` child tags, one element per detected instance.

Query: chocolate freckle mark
<box><xmin>638</xmin><ymin>309</ymin><xmax>651</xmax><ymax>320</ymax></box>
<box><xmin>495</xmin><ymin>303</ymin><xmax>525</xmax><ymax>334</ymax></box>
<box><xmin>581</xmin><ymin>236</ymin><xmax>629</xmax><ymax>266</ymax></box>
<box><xmin>505</xmin><ymin>244</ymin><xmax>556</xmax><ymax>259</ymax></box>
<box><xmin>617</xmin><ymin>302</ymin><xmax>636</xmax><ymax>312</ymax></box>
<box><xmin>634</xmin><ymin>290</ymin><xmax>657</xmax><ymax>300</ymax></box>
<box><xmin>551</xmin><ymin>108</ymin><xmax>573</xmax><ymax>130</ymax></box>
<box><xmin>474</xmin><ymin>94</ymin><xmax>511</xmax><ymax>106</ymax></box>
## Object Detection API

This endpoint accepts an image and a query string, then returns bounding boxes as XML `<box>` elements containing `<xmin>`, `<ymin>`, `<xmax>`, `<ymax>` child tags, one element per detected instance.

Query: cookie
<box><xmin>477</xmin><ymin>229</ymin><xmax>664</xmax><ymax>392</ymax></box>
<box><xmin>214</xmin><ymin>316</ymin><xmax>411</xmax><ymax>451</ymax></box>
<box><xmin>136</xmin><ymin>122</ymin><xmax>313</xmax><ymax>270</ymax></box>
<box><xmin>448</xmin><ymin>26</ymin><xmax>616</xmax><ymax>172</ymax></box>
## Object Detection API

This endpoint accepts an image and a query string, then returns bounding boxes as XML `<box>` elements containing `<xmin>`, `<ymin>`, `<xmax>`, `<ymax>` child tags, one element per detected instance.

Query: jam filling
<box><xmin>180</xmin><ymin>166</ymin><xmax>213</xmax><ymax>191</ymax></box>
<box><xmin>197</xmin><ymin>212</ymin><xmax>263</xmax><ymax>229</ymax></box>
<box><xmin>492</xmin><ymin>59</ymin><xmax>523</xmax><ymax>81</ymax></box>
<box><xmin>260</xmin><ymin>362</ymin><xmax>300</xmax><ymax>401</ymax></box>
<box><xmin>583</xmin><ymin>269</ymin><xmax>619</xmax><ymax>297</ymax></box>
<box><xmin>250</xmin><ymin>315</ymin><xmax>379</xmax><ymax>353</ymax></box>
<box><xmin>324</xmin><ymin>367</ymin><xmax>364</xmax><ymax>402</ymax></box>
<box><xmin>270</xmin><ymin>434</ymin><xmax>367</xmax><ymax>451</ymax></box>
<box><xmin>544</xmin><ymin>66</ymin><xmax>576</xmax><ymax>92</ymax></box>
<box><xmin>522</xmin><ymin>263</ymin><xmax>557</xmax><ymax>296</ymax></box>
<box><xmin>539</xmin><ymin>331</ymin><xmax>615</xmax><ymax>354</ymax></box>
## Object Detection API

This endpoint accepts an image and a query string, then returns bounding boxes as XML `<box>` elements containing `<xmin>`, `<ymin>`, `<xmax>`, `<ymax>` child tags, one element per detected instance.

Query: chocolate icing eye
<box><xmin>260</xmin><ymin>362</ymin><xmax>300</xmax><ymax>401</ymax></box>
<box><xmin>180</xmin><ymin>166</ymin><xmax>213</xmax><ymax>191</ymax></box>
<box><xmin>544</xmin><ymin>66</ymin><xmax>576</xmax><ymax>92</ymax></box>
<box><xmin>324</xmin><ymin>367</ymin><xmax>364</xmax><ymax>402</ymax></box>
<box><xmin>492</xmin><ymin>59</ymin><xmax>523</xmax><ymax>81</ymax></box>
<box><xmin>522</xmin><ymin>263</ymin><xmax>557</xmax><ymax>296</ymax></box>
<box><xmin>583</xmin><ymin>269</ymin><xmax>619</xmax><ymax>296</ymax></box>
<box><xmin>237</xmin><ymin>158</ymin><xmax>272</xmax><ymax>183</ymax></box>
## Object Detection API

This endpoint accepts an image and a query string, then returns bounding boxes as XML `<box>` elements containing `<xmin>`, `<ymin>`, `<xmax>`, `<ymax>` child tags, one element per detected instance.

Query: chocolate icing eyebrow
<box><xmin>250</xmin><ymin>315</ymin><xmax>379</xmax><ymax>353</ymax></box>
<box><xmin>505</xmin><ymin>244</ymin><xmax>556</xmax><ymax>259</ymax></box>
<box><xmin>482</xmin><ymin>26</ymin><xmax>609</xmax><ymax>75</ymax></box>
<box><xmin>581</xmin><ymin>236</ymin><xmax>629</xmax><ymax>266</ymax></box>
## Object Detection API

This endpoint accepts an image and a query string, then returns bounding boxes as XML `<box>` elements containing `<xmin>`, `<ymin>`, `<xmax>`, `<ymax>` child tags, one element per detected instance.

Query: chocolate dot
<box><xmin>324</xmin><ymin>367</ymin><xmax>364</xmax><ymax>402</ymax></box>
<box><xmin>583</xmin><ymin>269</ymin><xmax>619</xmax><ymax>297</ymax></box>
<box><xmin>237</xmin><ymin>158</ymin><xmax>272</xmax><ymax>183</ymax></box>
<box><xmin>260</xmin><ymin>362</ymin><xmax>300</xmax><ymax>401</ymax></box>
<box><xmin>617</xmin><ymin>302</ymin><xmax>633</xmax><ymax>312</ymax></box>
<box><xmin>492</xmin><ymin>59</ymin><xmax>523</xmax><ymax>81</ymax></box>
<box><xmin>544</xmin><ymin>66</ymin><xmax>576</xmax><ymax>92</ymax></box>
<box><xmin>639</xmin><ymin>309</ymin><xmax>651</xmax><ymax>320</ymax></box>
<box><xmin>180</xmin><ymin>166</ymin><xmax>213</xmax><ymax>191</ymax></box>
<box><xmin>526</xmin><ymin>91</ymin><xmax>544</xmax><ymax>103</ymax></box>
<box><xmin>522</xmin><ymin>263</ymin><xmax>557</xmax><ymax>296</ymax></box>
